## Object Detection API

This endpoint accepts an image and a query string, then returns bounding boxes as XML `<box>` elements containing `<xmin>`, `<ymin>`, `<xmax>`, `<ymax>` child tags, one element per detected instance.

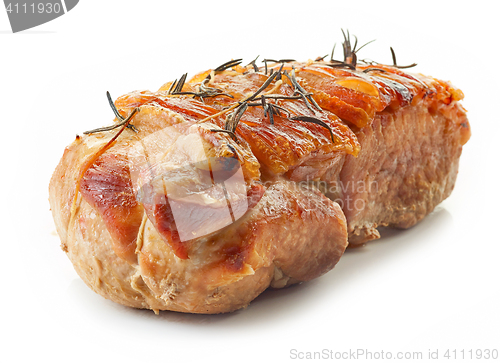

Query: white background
<box><xmin>1</xmin><ymin>1</ymin><xmax>499</xmax><ymax>362</ymax></box>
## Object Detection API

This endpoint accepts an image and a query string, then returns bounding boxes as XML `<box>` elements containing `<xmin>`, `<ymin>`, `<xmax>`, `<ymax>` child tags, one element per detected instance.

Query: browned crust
<box><xmin>49</xmin><ymin>59</ymin><xmax>469</xmax><ymax>313</ymax></box>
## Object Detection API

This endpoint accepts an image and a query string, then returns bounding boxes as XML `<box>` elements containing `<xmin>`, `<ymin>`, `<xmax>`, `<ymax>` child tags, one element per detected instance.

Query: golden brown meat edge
<box><xmin>49</xmin><ymin>123</ymin><xmax>349</xmax><ymax>314</ymax></box>
<box><xmin>49</xmin><ymin>57</ymin><xmax>470</xmax><ymax>314</ymax></box>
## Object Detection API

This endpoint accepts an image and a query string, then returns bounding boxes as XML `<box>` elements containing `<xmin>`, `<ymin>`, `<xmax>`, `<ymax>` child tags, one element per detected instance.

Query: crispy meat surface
<box><xmin>49</xmin><ymin>55</ymin><xmax>469</xmax><ymax>313</ymax></box>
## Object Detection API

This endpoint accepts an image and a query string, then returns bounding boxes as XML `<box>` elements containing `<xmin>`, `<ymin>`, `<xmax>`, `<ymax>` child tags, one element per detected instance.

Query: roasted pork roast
<box><xmin>49</xmin><ymin>48</ymin><xmax>470</xmax><ymax>313</ymax></box>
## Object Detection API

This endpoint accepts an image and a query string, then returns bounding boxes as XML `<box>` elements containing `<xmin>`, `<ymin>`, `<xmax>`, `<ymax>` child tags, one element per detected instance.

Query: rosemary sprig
<box><xmin>198</xmin><ymin>79</ymin><xmax>234</xmax><ymax>100</ymax></box>
<box><xmin>260</xmin><ymin>95</ymin><xmax>290</xmax><ymax>125</ymax></box>
<box><xmin>390</xmin><ymin>47</ymin><xmax>417</xmax><ymax>69</ymax></box>
<box><xmin>244</xmin><ymin>95</ymin><xmax>293</xmax><ymax>125</ymax></box>
<box><xmin>84</xmin><ymin>108</ymin><xmax>139</xmax><ymax>135</ymax></box>
<box><xmin>211</xmin><ymin>67</ymin><xmax>336</xmax><ymax>146</ymax></box>
<box><xmin>253</xmin><ymin>94</ymin><xmax>303</xmax><ymax>101</ymax></box>
<box><xmin>209</xmin><ymin>129</ymin><xmax>239</xmax><ymax>142</ymax></box>
<box><xmin>106</xmin><ymin>91</ymin><xmax>124</xmax><ymax>121</ymax></box>
<box><xmin>247</xmin><ymin>55</ymin><xmax>260</xmax><ymax>72</ymax></box>
<box><xmin>170</xmin><ymin>75</ymin><xmax>234</xmax><ymax>102</ymax></box>
<box><xmin>283</xmin><ymin>67</ymin><xmax>321</xmax><ymax>112</ymax></box>
<box><xmin>325</xmin><ymin>29</ymin><xmax>375</xmax><ymax>71</ymax></box>
<box><xmin>166</xmin><ymin>60</ymin><xmax>240</xmax><ymax>101</ymax></box>
<box><xmin>214</xmin><ymin>59</ymin><xmax>243</xmax><ymax>72</ymax></box>
<box><xmin>173</xmin><ymin>73</ymin><xmax>188</xmax><ymax>94</ymax></box>
<box><xmin>225</xmin><ymin>102</ymin><xmax>248</xmax><ymax>133</ymax></box>
<box><xmin>362</xmin><ymin>67</ymin><xmax>387</xmax><ymax>73</ymax></box>
<box><xmin>84</xmin><ymin>32</ymin><xmax>419</xmax><ymax>151</ymax></box>
<box><xmin>167</xmin><ymin>79</ymin><xmax>177</xmax><ymax>95</ymax></box>
<box><xmin>354</xmin><ymin>38</ymin><xmax>376</xmax><ymax>53</ymax></box>
<box><xmin>341</xmin><ymin>29</ymin><xmax>357</xmax><ymax>69</ymax></box>
<box><xmin>83</xmin><ymin>92</ymin><xmax>138</xmax><ymax>134</ymax></box>
<box><xmin>263</xmin><ymin>59</ymin><xmax>296</xmax><ymax>64</ymax></box>
<box><xmin>329</xmin><ymin>43</ymin><xmax>336</xmax><ymax>62</ymax></box>
<box><xmin>290</xmin><ymin>115</ymin><xmax>338</xmax><ymax>144</ymax></box>
<box><xmin>215</xmin><ymin>71</ymin><xmax>279</xmax><ymax>135</ymax></box>
<box><xmin>167</xmin><ymin>59</ymin><xmax>243</xmax><ymax>99</ymax></box>
<box><xmin>262</xmin><ymin>59</ymin><xmax>295</xmax><ymax>76</ymax></box>
<box><xmin>245</xmin><ymin>70</ymin><xmax>279</xmax><ymax>102</ymax></box>
<box><xmin>205</xmin><ymin>64</ymin><xmax>330</xmax><ymax>143</ymax></box>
